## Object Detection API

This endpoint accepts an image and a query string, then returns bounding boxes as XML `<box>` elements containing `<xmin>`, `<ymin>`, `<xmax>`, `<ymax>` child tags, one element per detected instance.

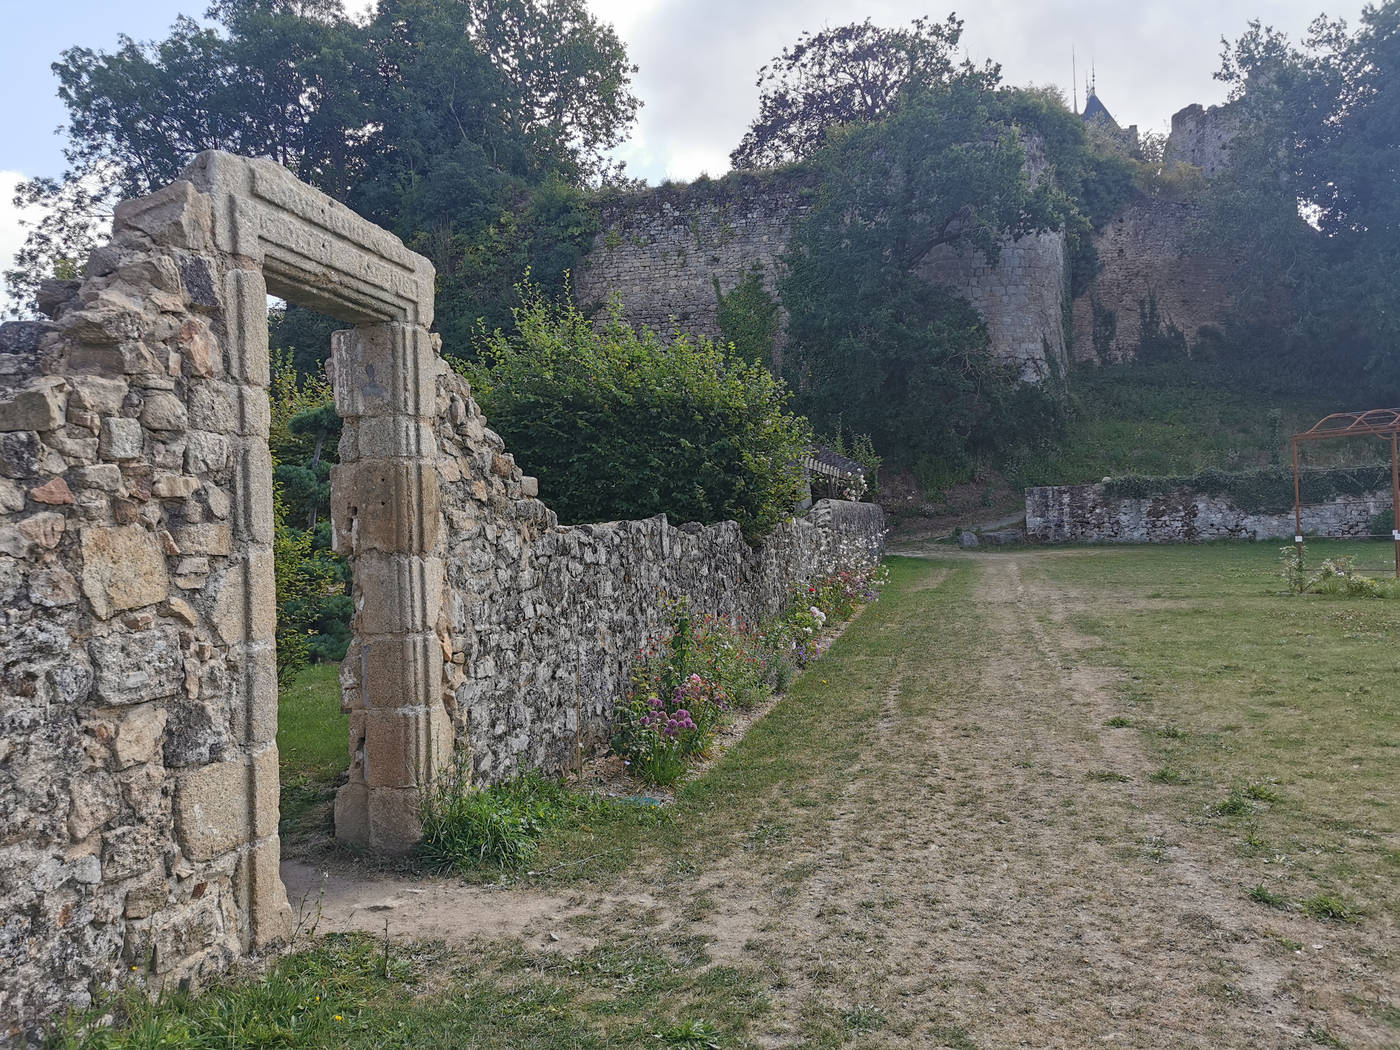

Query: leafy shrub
<box><xmin>464</xmin><ymin>286</ymin><xmax>812</xmax><ymax>542</ymax></box>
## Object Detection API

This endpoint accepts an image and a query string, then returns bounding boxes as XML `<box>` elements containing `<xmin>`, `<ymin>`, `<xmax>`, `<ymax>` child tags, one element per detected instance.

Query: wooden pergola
<box><xmin>1291</xmin><ymin>408</ymin><xmax>1400</xmax><ymax>577</ymax></box>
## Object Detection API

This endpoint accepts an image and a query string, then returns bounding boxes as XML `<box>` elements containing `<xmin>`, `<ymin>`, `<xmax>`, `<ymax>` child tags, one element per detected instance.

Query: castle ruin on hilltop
<box><xmin>574</xmin><ymin>95</ymin><xmax>1243</xmax><ymax>376</ymax></box>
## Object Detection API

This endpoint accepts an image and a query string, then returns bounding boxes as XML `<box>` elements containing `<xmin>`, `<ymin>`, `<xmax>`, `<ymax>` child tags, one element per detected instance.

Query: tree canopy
<box><xmin>1201</xmin><ymin>4</ymin><xmax>1400</xmax><ymax>397</ymax></box>
<box><xmin>730</xmin><ymin>14</ymin><xmax>997</xmax><ymax>170</ymax></box>
<box><xmin>7</xmin><ymin>0</ymin><xmax>638</xmax><ymax>332</ymax></box>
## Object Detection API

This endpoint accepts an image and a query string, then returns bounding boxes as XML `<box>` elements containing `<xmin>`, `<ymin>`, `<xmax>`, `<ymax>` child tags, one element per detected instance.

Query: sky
<box><xmin>0</xmin><ymin>0</ymin><xmax>1366</xmax><ymax>306</ymax></box>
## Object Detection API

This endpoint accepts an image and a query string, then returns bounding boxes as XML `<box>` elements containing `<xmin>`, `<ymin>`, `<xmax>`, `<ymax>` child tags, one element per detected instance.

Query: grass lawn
<box><xmin>277</xmin><ymin>663</ymin><xmax>349</xmax><ymax>841</ymax></box>
<box><xmin>1027</xmin><ymin>540</ymin><xmax>1400</xmax><ymax>926</ymax></box>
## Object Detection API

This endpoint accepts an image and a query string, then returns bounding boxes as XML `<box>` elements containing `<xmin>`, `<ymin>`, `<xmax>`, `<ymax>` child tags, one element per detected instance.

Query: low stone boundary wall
<box><xmin>1026</xmin><ymin>482</ymin><xmax>1390</xmax><ymax>543</ymax></box>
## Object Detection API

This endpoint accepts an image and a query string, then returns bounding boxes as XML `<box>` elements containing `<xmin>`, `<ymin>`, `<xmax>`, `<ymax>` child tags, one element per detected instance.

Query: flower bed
<box><xmin>612</xmin><ymin>565</ymin><xmax>888</xmax><ymax>786</ymax></box>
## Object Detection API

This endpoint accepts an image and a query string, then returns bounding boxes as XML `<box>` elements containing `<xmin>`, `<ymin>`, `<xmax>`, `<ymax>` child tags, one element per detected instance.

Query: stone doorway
<box><xmin>173</xmin><ymin>152</ymin><xmax>451</xmax><ymax>943</ymax></box>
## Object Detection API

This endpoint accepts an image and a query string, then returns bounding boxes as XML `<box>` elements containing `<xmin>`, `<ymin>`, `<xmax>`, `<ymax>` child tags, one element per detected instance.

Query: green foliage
<box><xmin>714</xmin><ymin>265</ymin><xmax>780</xmax><ymax>369</ymax></box>
<box><xmin>8</xmin><ymin>0</ymin><xmax>636</xmax><ymax>329</ymax></box>
<box><xmin>778</xmin><ymin>77</ymin><xmax>1077</xmax><ymax>479</ymax></box>
<box><xmin>730</xmin><ymin>14</ymin><xmax>990</xmax><ymax>169</ymax></box>
<box><xmin>268</xmin><ymin>353</ymin><xmax>350</xmax><ymax>679</ymax></box>
<box><xmin>1101</xmin><ymin>465</ymin><xmax>1393</xmax><ymax>516</ymax></box>
<box><xmin>1302</xmin><ymin>893</ymin><xmax>1362</xmax><ymax>924</ymax></box>
<box><xmin>1135</xmin><ymin>294</ymin><xmax>1188</xmax><ymax>363</ymax></box>
<box><xmin>418</xmin><ymin>768</ymin><xmax>634</xmax><ymax>871</ymax></box>
<box><xmin>1279</xmin><ymin>544</ymin><xmax>1310</xmax><ymax>595</ymax></box>
<box><xmin>464</xmin><ymin>287</ymin><xmax>811</xmax><ymax>541</ymax></box>
<box><xmin>826</xmin><ymin>422</ymin><xmax>883</xmax><ymax>501</ymax></box>
<box><xmin>1201</xmin><ymin>7</ymin><xmax>1400</xmax><ymax>401</ymax></box>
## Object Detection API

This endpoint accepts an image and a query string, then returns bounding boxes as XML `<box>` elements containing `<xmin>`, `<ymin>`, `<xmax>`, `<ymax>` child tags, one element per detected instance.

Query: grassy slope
<box><xmin>1010</xmin><ymin>361</ymin><xmax>1384</xmax><ymax>488</ymax></box>
<box><xmin>277</xmin><ymin>664</ymin><xmax>348</xmax><ymax>840</ymax></box>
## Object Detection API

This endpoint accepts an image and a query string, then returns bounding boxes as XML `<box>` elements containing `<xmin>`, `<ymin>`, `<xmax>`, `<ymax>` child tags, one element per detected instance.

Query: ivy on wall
<box><xmin>1101</xmin><ymin>466</ymin><xmax>1394</xmax><ymax>515</ymax></box>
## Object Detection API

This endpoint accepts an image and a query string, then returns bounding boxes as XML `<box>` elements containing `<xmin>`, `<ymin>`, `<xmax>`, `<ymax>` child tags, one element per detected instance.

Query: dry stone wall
<box><xmin>574</xmin><ymin>177</ymin><xmax>1068</xmax><ymax>380</ymax></box>
<box><xmin>1026</xmin><ymin>483</ymin><xmax>1390</xmax><ymax>543</ymax></box>
<box><xmin>0</xmin><ymin>152</ymin><xmax>886</xmax><ymax>1038</ymax></box>
<box><xmin>423</xmin><ymin>366</ymin><xmax>886</xmax><ymax>783</ymax></box>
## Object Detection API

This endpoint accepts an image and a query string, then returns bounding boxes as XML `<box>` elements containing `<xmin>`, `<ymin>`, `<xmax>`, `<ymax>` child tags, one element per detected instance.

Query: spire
<box><xmin>1072</xmin><ymin>47</ymin><xmax>1078</xmax><ymax>113</ymax></box>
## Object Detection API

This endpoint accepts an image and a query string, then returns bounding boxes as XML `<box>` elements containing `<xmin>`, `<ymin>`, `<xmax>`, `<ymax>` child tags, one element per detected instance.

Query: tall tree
<box><xmin>779</xmin><ymin>80</ymin><xmax>1074</xmax><ymax>475</ymax></box>
<box><xmin>730</xmin><ymin>14</ymin><xmax>997</xmax><ymax>170</ymax></box>
<box><xmin>1203</xmin><ymin>4</ymin><xmax>1400</xmax><ymax>396</ymax></box>
<box><xmin>6</xmin><ymin>0</ymin><xmax>638</xmax><ymax>327</ymax></box>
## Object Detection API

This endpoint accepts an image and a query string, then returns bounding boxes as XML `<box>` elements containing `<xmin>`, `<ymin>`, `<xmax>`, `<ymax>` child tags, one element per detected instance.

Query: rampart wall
<box><xmin>574</xmin><ymin>177</ymin><xmax>1068</xmax><ymax>380</ymax></box>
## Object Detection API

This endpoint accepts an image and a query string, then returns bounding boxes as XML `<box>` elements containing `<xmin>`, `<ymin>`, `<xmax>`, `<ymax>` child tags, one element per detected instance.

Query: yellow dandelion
<box><xmin>334</xmin><ymin>1014</ymin><xmax>343</xmax><ymax>1021</ymax></box>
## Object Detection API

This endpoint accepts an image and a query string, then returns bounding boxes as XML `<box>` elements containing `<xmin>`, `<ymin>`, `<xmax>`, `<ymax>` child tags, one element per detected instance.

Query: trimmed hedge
<box><xmin>1101</xmin><ymin>465</ymin><xmax>1393</xmax><ymax>515</ymax></box>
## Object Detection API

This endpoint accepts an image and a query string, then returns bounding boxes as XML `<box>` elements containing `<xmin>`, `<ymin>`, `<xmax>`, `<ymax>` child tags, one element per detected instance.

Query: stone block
<box><xmin>174</xmin><ymin>523</ymin><xmax>233</xmax><ymax>555</ymax></box>
<box><xmin>356</xmin><ymin>632</ymin><xmax>442</xmax><ymax>711</ymax></box>
<box><xmin>99</xmin><ymin>417</ymin><xmax>144</xmax><ymax>460</ymax></box>
<box><xmin>113</xmin><ymin>704</ymin><xmax>168</xmax><ymax>768</ymax></box>
<box><xmin>30</xmin><ymin>477</ymin><xmax>73</xmax><ymax>505</ymax></box>
<box><xmin>140</xmin><ymin>392</ymin><xmax>187</xmax><ymax>431</ymax></box>
<box><xmin>362</xmin><ymin>704</ymin><xmax>452</xmax><ymax>790</ymax></box>
<box><xmin>112</xmin><ymin>180</ymin><xmax>213</xmax><ymax>252</ymax></box>
<box><xmin>0</xmin><ymin>430</ymin><xmax>41</xmax><ymax>477</ymax></box>
<box><xmin>230</xmin><ymin>440</ymin><xmax>274</xmax><ymax>545</ymax></box>
<box><xmin>178</xmin><ymin>319</ymin><xmax>222</xmax><ymax>377</ymax></box>
<box><xmin>330</xmin><ymin>459</ymin><xmax>440</xmax><ymax>555</ymax></box>
<box><xmin>330</xmin><ymin>324</ymin><xmax>436</xmax><ymax>419</ymax></box>
<box><xmin>68</xmin><ymin>463</ymin><xmax>123</xmax><ymax>493</ymax></box>
<box><xmin>175</xmin><ymin>753</ymin><xmax>272</xmax><ymax>861</ymax></box>
<box><xmin>222</xmin><ymin>269</ymin><xmax>271</xmax><ymax>387</ymax></box>
<box><xmin>244</xmin><ymin>836</ymin><xmax>292</xmax><ymax>948</ymax></box>
<box><xmin>185</xmin><ymin>431</ymin><xmax>229</xmax><ymax>475</ymax></box>
<box><xmin>90</xmin><ymin>624</ymin><xmax>182</xmax><ymax>705</ymax></box>
<box><xmin>0</xmin><ymin>380</ymin><xmax>67</xmax><ymax>432</ymax></box>
<box><xmin>333</xmin><ymin>781</ymin><xmax>370</xmax><ymax>846</ymax></box>
<box><xmin>81</xmin><ymin>524</ymin><xmax>170</xmax><ymax>619</ymax></box>
<box><xmin>354</xmin><ymin>553</ymin><xmax>443</xmax><ymax>635</ymax></box>
<box><xmin>367</xmin><ymin>786</ymin><xmax>425</xmax><ymax>855</ymax></box>
<box><xmin>152</xmin><ymin>472</ymin><xmax>200</xmax><ymax>499</ymax></box>
<box><xmin>28</xmin><ymin>565</ymin><xmax>79</xmax><ymax>607</ymax></box>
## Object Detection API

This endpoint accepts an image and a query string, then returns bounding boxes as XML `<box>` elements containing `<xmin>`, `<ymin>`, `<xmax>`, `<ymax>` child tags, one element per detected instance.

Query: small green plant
<box><xmin>1213</xmin><ymin>791</ymin><xmax>1254</xmax><ymax>817</ymax></box>
<box><xmin>1150</xmin><ymin>766</ymin><xmax>1190</xmax><ymax>785</ymax></box>
<box><xmin>1086</xmin><ymin>770</ymin><xmax>1132</xmax><ymax>783</ymax></box>
<box><xmin>1279</xmin><ymin>543</ymin><xmax>1309</xmax><ymax>594</ymax></box>
<box><xmin>1104</xmin><ymin>715</ymin><xmax>1132</xmax><ymax>728</ymax></box>
<box><xmin>1247</xmin><ymin>883</ymin><xmax>1290</xmax><ymax>909</ymax></box>
<box><xmin>1302</xmin><ymin>893</ymin><xmax>1362</xmax><ymax>924</ymax></box>
<box><xmin>657</xmin><ymin>1018</ymin><xmax>722</xmax><ymax>1048</ymax></box>
<box><xmin>1244</xmin><ymin>781</ymin><xmax>1282</xmax><ymax>803</ymax></box>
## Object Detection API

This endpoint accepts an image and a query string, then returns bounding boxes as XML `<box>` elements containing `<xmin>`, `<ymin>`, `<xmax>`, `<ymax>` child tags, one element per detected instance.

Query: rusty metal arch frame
<box><xmin>1290</xmin><ymin>408</ymin><xmax>1400</xmax><ymax>578</ymax></box>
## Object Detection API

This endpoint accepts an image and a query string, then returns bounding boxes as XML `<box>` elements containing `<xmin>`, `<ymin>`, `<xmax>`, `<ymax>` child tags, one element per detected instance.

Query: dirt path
<box><xmin>282</xmin><ymin>552</ymin><xmax>1390</xmax><ymax>1048</ymax></box>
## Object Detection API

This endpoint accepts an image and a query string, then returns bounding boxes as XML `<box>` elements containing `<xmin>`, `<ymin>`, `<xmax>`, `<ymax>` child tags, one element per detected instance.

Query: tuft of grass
<box><xmin>1212</xmin><ymin>791</ymin><xmax>1254</xmax><ymax>817</ymax></box>
<box><xmin>1244</xmin><ymin>781</ymin><xmax>1282</xmax><ymax>803</ymax></box>
<box><xmin>1305</xmin><ymin>1022</ymin><xmax>1349</xmax><ymax>1047</ymax></box>
<box><xmin>1104</xmin><ymin>716</ymin><xmax>1132</xmax><ymax>728</ymax></box>
<box><xmin>842</xmin><ymin>1005</ymin><xmax>886</xmax><ymax>1033</ymax></box>
<box><xmin>1150</xmin><ymin>766</ymin><xmax>1190</xmax><ymax>785</ymax></box>
<box><xmin>656</xmin><ymin>1018</ymin><xmax>723</xmax><ymax>1048</ymax></box>
<box><xmin>1086</xmin><ymin>769</ymin><xmax>1132</xmax><ymax>783</ymax></box>
<box><xmin>1247</xmin><ymin>883</ymin><xmax>1290</xmax><ymax>910</ymax></box>
<box><xmin>1302</xmin><ymin>893</ymin><xmax>1362</xmax><ymax>924</ymax></box>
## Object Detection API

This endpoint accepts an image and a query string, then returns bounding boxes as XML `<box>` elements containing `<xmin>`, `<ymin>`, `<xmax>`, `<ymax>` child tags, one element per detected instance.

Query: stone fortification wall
<box><xmin>1026</xmin><ymin>483</ymin><xmax>1390</xmax><ymax>543</ymax></box>
<box><xmin>422</xmin><ymin>368</ymin><xmax>886</xmax><ymax>783</ymax></box>
<box><xmin>1166</xmin><ymin>103</ymin><xmax>1242</xmax><ymax>178</ymax></box>
<box><xmin>573</xmin><ymin>173</ymin><xmax>811</xmax><ymax>339</ymax></box>
<box><xmin>0</xmin><ymin>154</ymin><xmax>886</xmax><ymax>1037</ymax></box>
<box><xmin>573</xmin><ymin>176</ymin><xmax>1067</xmax><ymax>379</ymax></box>
<box><xmin>1071</xmin><ymin>198</ymin><xmax>1237</xmax><ymax>362</ymax></box>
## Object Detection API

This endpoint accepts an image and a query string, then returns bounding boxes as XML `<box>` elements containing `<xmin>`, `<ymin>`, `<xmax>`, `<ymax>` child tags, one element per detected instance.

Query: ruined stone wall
<box><xmin>0</xmin><ymin>181</ymin><xmax>294</xmax><ymax>1036</ymax></box>
<box><xmin>0</xmin><ymin>153</ymin><xmax>886</xmax><ymax>1036</ymax></box>
<box><xmin>1026</xmin><ymin>483</ymin><xmax>1390</xmax><ymax>543</ymax></box>
<box><xmin>1070</xmin><ymin>198</ymin><xmax>1237</xmax><ymax>362</ymax></box>
<box><xmin>422</xmin><ymin>369</ymin><xmax>887</xmax><ymax>783</ymax></box>
<box><xmin>1166</xmin><ymin>102</ymin><xmax>1242</xmax><ymax>178</ymax></box>
<box><xmin>573</xmin><ymin>176</ymin><xmax>1068</xmax><ymax>379</ymax></box>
